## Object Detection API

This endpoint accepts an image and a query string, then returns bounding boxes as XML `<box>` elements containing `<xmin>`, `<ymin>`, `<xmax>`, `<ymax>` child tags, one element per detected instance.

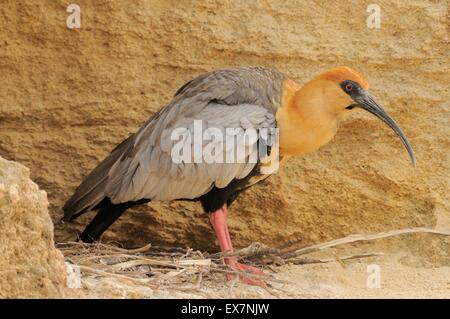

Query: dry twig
<box><xmin>58</xmin><ymin>226</ymin><xmax>450</xmax><ymax>296</ymax></box>
<box><xmin>281</xmin><ymin>227</ymin><xmax>450</xmax><ymax>260</ymax></box>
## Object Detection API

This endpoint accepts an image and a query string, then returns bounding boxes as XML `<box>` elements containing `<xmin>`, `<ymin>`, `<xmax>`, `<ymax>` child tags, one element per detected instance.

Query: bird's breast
<box><xmin>276</xmin><ymin>78</ymin><xmax>338</xmax><ymax>157</ymax></box>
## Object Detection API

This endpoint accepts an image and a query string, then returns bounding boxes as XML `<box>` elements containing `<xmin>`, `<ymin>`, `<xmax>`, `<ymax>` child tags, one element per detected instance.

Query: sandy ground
<box><xmin>71</xmin><ymin>243</ymin><xmax>450</xmax><ymax>299</ymax></box>
<box><xmin>273</xmin><ymin>257</ymin><xmax>450</xmax><ymax>299</ymax></box>
<box><xmin>76</xmin><ymin>257</ymin><xmax>450</xmax><ymax>299</ymax></box>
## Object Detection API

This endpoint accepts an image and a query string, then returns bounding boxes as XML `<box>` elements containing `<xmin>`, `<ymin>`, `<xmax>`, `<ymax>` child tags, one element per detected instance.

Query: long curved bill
<box><xmin>353</xmin><ymin>91</ymin><xmax>416</xmax><ymax>166</ymax></box>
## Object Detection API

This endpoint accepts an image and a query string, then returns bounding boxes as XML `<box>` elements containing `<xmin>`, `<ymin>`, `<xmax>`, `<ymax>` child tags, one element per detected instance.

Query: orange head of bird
<box><xmin>300</xmin><ymin>66</ymin><xmax>415</xmax><ymax>166</ymax></box>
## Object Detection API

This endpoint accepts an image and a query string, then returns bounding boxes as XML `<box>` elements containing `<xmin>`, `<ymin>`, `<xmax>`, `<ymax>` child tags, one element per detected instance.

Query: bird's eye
<box><xmin>345</xmin><ymin>84</ymin><xmax>353</xmax><ymax>92</ymax></box>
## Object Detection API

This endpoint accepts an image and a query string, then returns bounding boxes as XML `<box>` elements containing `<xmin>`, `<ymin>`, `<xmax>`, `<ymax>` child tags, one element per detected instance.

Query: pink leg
<box><xmin>209</xmin><ymin>203</ymin><xmax>266</xmax><ymax>286</ymax></box>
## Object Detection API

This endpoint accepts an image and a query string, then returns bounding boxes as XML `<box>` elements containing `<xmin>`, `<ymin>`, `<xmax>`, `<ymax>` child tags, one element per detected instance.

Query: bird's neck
<box><xmin>276</xmin><ymin>79</ymin><xmax>339</xmax><ymax>157</ymax></box>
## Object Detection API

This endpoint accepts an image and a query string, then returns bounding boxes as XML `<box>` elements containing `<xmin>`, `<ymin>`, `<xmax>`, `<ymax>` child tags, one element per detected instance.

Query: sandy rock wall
<box><xmin>0</xmin><ymin>1</ymin><xmax>448</xmax><ymax>253</ymax></box>
<box><xmin>0</xmin><ymin>156</ymin><xmax>67</xmax><ymax>298</ymax></box>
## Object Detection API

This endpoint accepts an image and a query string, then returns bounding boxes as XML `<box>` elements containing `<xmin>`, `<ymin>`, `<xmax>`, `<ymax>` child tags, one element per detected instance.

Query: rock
<box><xmin>0</xmin><ymin>1</ymin><xmax>448</xmax><ymax>256</ymax></box>
<box><xmin>0</xmin><ymin>156</ymin><xmax>67</xmax><ymax>298</ymax></box>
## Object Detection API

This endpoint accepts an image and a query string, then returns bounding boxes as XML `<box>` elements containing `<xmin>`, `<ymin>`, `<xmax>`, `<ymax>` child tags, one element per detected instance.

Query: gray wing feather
<box><xmin>63</xmin><ymin>67</ymin><xmax>285</xmax><ymax>219</ymax></box>
<box><xmin>62</xmin><ymin>134</ymin><xmax>136</xmax><ymax>219</ymax></box>
<box><xmin>107</xmin><ymin>102</ymin><xmax>275</xmax><ymax>203</ymax></box>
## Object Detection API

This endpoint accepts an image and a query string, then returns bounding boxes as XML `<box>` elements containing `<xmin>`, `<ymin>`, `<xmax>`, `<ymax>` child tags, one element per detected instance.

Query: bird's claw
<box><xmin>225</xmin><ymin>257</ymin><xmax>268</xmax><ymax>287</ymax></box>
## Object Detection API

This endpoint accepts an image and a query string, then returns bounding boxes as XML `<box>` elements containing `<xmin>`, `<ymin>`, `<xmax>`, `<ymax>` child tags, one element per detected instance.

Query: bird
<box><xmin>63</xmin><ymin>66</ymin><xmax>415</xmax><ymax>285</ymax></box>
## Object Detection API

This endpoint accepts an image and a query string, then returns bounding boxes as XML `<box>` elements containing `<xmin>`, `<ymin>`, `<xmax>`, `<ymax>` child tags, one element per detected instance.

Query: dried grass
<box><xmin>58</xmin><ymin>227</ymin><xmax>450</xmax><ymax>298</ymax></box>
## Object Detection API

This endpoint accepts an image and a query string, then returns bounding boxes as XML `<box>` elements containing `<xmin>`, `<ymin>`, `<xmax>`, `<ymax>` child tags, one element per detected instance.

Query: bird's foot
<box><xmin>224</xmin><ymin>257</ymin><xmax>267</xmax><ymax>287</ymax></box>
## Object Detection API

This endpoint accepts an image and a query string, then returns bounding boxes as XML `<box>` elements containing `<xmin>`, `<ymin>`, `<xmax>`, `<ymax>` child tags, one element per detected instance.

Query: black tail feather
<box><xmin>63</xmin><ymin>133</ymin><xmax>137</xmax><ymax>221</ymax></box>
<box><xmin>79</xmin><ymin>198</ymin><xmax>150</xmax><ymax>243</ymax></box>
